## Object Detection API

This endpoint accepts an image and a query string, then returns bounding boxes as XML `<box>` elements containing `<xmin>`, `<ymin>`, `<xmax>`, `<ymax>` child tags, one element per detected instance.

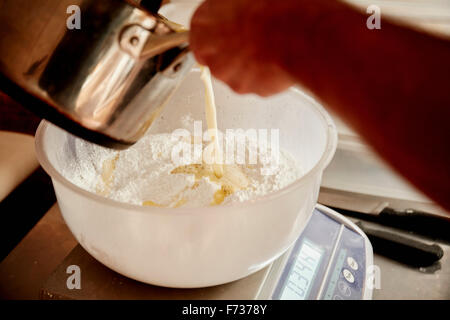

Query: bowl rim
<box><xmin>35</xmin><ymin>87</ymin><xmax>338</xmax><ymax>216</ymax></box>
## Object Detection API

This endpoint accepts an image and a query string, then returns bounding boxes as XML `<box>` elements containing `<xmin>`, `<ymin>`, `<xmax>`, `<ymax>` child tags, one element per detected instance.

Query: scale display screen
<box><xmin>278</xmin><ymin>238</ymin><xmax>324</xmax><ymax>300</ymax></box>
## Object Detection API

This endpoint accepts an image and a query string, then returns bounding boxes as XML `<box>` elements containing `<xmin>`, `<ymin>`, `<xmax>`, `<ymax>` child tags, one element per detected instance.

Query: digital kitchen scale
<box><xmin>40</xmin><ymin>205</ymin><xmax>373</xmax><ymax>300</ymax></box>
<box><xmin>257</xmin><ymin>204</ymin><xmax>373</xmax><ymax>300</ymax></box>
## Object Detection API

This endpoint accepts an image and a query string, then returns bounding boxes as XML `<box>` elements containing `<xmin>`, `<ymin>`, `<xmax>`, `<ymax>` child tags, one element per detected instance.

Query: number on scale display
<box><xmin>279</xmin><ymin>239</ymin><xmax>324</xmax><ymax>300</ymax></box>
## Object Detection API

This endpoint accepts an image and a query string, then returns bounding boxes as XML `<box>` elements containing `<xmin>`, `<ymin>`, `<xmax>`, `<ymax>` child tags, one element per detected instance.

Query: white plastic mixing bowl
<box><xmin>35</xmin><ymin>69</ymin><xmax>337</xmax><ymax>288</ymax></box>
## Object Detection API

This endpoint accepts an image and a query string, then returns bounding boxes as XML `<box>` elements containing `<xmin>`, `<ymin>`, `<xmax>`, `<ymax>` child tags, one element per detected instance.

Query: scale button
<box><xmin>347</xmin><ymin>257</ymin><xmax>359</xmax><ymax>270</ymax></box>
<box><xmin>342</xmin><ymin>269</ymin><xmax>355</xmax><ymax>283</ymax></box>
<box><xmin>338</xmin><ymin>280</ymin><xmax>352</xmax><ymax>297</ymax></box>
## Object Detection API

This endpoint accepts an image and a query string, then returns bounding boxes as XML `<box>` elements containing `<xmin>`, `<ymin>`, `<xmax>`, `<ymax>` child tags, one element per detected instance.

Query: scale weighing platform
<box><xmin>40</xmin><ymin>205</ymin><xmax>373</xmax><ymax>300</ymax></box>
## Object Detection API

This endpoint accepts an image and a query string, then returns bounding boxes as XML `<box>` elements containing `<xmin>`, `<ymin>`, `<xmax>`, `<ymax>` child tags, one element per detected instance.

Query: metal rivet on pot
<box><xmin>130</xmin><ymin>36</ymin><xmax>140</xmax><ymax>46</ymax></box>
<box><xmin>173</xmin><ymin>62</ymin><xmax>182</xmax><ymax>72</ymax></box>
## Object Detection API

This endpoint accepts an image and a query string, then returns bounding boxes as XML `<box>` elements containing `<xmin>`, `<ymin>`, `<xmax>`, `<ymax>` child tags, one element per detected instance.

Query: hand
<box><xmin>189</xmin><ymin>0</ymin><xmax>295</xmax><ymax>97</ymax></box>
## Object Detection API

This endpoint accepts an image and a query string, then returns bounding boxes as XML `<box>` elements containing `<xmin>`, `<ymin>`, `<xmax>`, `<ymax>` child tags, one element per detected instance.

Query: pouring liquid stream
<box><xmin>200</xmin><ymin>66</ymin><xmax>224</xmax><ymax>179</ymax></box>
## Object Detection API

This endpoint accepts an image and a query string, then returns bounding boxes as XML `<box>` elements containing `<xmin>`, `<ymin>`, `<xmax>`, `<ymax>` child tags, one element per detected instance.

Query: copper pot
<box><xmin>0</xmin><ymin>0</ymin><xmax>193</xmax><ymax>148</ymax></box>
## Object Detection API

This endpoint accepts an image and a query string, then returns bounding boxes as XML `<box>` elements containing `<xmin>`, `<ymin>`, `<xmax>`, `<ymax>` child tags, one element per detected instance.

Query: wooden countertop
<box><xmin>0</xmin><ymin>131</ymin><xmax>39</xmax><ymax>202</ymax></box>
<box><xmin>0</xmin><ymin>204</ymin><xmax>77</xmax><ymax>299</ymax></box>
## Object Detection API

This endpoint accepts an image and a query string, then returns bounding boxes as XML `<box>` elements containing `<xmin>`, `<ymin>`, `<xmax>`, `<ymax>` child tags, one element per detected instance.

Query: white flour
<box><xmin>62</xmin><ymin>120</ymin><xmax>304</xmax><ymax>208</ymax></box>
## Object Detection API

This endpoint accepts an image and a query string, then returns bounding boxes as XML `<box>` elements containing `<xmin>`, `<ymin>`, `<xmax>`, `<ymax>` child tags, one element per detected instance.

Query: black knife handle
<box><xmin>333</xmin><ymin>205</ymin><xmax>450</xmax><ymax>242</ymax></box>
<box><xmin>378</xmin><ymin>207</ymin><xmax>450</xmax><ymax>242</ymax></box>
<box><xmin>356</xmin><ymin>221</ymin><xmax>444</xmax><ymax>267</ymax></box>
